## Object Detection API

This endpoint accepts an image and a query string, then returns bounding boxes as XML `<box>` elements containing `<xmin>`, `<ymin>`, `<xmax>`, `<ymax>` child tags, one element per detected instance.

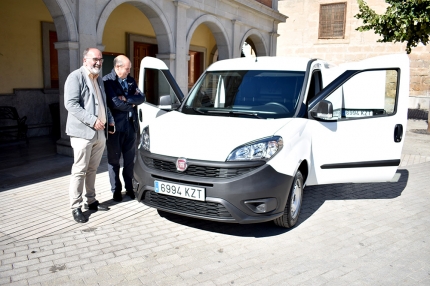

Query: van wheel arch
<box><xmin>273</xmin><ymin>161</ymin><xmax>307</xmax><ymax>228</ymax></box>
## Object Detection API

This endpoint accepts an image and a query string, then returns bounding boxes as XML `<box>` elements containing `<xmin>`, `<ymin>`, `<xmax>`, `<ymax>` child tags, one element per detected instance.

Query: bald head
<box><xmin>114</xmin><ymin>55</ymin><xmax>131</xmax><ymax>79</ymax></box>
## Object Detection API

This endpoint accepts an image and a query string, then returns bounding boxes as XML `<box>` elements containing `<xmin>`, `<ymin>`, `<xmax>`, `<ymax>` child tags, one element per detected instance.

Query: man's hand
<box><xmin>118</xmin><ymin>95</ymin><xmax>126</xmax><ymax>101</ymax></box>
<box><xmin>94</xmin><ymin>119</ymin><xmax>105</xmax><ymax>130</ymax></box>
<box><xmin>108</xmin><ymin>124</ymin><xmax>115</xmax><ymax>134</ymax></box>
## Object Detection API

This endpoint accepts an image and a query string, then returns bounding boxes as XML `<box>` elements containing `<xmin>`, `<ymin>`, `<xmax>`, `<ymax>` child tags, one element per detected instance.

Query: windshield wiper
<box><xmin>206</xmin><ymin>110</ymin><xmax>263</xmax><ymax>119</ymax></box>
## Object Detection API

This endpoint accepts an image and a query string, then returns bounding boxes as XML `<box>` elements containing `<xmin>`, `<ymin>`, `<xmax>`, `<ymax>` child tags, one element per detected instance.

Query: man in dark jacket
<box><xmin>103</xmin><ymin>55</ymin><xmax>145</xmax><ymax>202</ymax></box>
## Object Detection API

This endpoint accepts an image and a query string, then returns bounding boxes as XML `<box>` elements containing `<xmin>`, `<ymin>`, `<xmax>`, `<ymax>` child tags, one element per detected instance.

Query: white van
<box><xmin>133</xmin><ymin>54</ymin><xmax>409</xmax><ymax>228</ymax></box>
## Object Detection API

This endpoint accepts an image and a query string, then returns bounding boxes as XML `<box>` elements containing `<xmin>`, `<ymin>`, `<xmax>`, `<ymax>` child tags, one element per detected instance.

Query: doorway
<box><xmin>133</xmin><ymin>42</ymin><xmax>158</xmax><ymax>80</ymax></box>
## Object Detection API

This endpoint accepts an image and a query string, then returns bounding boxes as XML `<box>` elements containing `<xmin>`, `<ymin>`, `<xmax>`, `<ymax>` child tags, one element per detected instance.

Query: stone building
<box><xmin>0</xmin><ymin>0</ymin><xmax>286</xmax><ymax>155</ymax></box>
<box><xmin>277</xmin><ymin>0</ymin><xmax>430</xmax><ymax>112</ymax></box>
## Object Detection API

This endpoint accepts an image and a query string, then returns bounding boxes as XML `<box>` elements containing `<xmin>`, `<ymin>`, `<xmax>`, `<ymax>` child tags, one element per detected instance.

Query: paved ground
<box><xmin>0</xmin><ymin>120</ymin><xmax>429</xmax><ymax>285</ymax></box>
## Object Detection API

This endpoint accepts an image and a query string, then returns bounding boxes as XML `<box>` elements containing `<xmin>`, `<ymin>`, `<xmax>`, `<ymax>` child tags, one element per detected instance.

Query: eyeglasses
<box><xmin>86</xmin><ymin>57</ymin><xmax>104</xmax><ymax>63</ymax></box>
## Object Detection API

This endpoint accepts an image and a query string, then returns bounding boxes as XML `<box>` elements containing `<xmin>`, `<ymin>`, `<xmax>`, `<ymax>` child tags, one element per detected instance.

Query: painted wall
<box><xmin>0</xmin><ymin>0</ymin><xmax>52</xmax><ymax>94</ymax></box>
<box><xmin>103</xmin><ymin>3</ymin><xmax>216</xmax><ymax>71</ymax></box>
<box><xmin>277</xmin><ymin>0</ymin><xmax>430</xmax><ymax>109</ymax></box>
<box><xmin>103</xmin><ymin>3</ymin><xmax>155</xmax><ymax>54</ymax></box>
<box><xmin>190</xmin><ymin>24</ymin><xmax>217</xmax><ymax>69</ymax></box>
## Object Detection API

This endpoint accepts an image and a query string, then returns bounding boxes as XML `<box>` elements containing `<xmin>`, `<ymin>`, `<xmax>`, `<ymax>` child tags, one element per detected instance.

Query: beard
<box><xmin>84</xmin><ymin>61</ymin><xmax>101</xmax><ymax>75</ymax></box>
<box><xmin>89</xmin><ymin>66</ymin><xmax>101</xmax><ymax>75</ymax></box>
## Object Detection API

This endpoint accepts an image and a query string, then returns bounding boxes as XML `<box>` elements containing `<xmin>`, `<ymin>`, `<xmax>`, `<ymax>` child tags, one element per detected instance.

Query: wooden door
<box><xmin>49</xmin><ymin>31</ymin><xmax>59</xmax><ymax>88</ymax></box>
<box><xmin>133</xmin><ymin>42</ymin><xmax>157</xmax><ymax>81</ymax></box>
<box><xmin>188</xmin><ymin>51</ymin><xmax>203</xmax><ymax>90</ymax></box>
<box><xmin>134</xmin><ymin>42</ymin><xmax>157</xmax><ymax>103</ymax></box>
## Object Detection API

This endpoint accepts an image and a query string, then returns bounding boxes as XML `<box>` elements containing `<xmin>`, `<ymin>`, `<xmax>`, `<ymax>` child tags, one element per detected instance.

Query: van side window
<box><xmin>325</xmin><ymin>69</ymin><xmax>398</xmax><ymax>119</ymax></box>
<box><xmin>144</xmin><ymin>68</ymin><xmax>180</xmax><ymax>106</ymax></box>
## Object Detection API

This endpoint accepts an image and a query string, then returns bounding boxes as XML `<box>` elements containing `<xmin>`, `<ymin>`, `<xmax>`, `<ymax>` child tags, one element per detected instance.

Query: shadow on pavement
<box><xmin>0</xmin><ymin>136</ymin><xmax>110</xmax><ymax>190</ymax></box>
<box><xmin>157</xmin><ymin>169</ymin><xmax>409</xmax><ymax>238</ymax></box>
<box><xmin>157</xmin><ymin>210</ymin><xmax>284</xmax><ymax>238</ymax></box>
<box><xmin>299</xmin><ymin>169</ymin><xmax>409</xmax><ymax>223</ymax></box>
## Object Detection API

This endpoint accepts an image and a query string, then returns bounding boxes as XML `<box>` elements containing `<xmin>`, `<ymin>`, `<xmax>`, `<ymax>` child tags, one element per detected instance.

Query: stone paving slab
<box><xmin>0</xmin><ymin>120</ymin><xmax>429</xmax><ymax>285</ymax></box>
<box><xmin>0</xmin><ymin>161</ymin><xmax>429</xmax><ymax>285</ymax></box>
<box><xmin>0</xmin><ymin>169</ymin><xmax>151</xmax><ymax>244</ymax></box>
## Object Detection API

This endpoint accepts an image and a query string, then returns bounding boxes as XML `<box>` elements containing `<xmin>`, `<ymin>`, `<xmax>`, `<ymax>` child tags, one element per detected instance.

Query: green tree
<box><xmin>355</xmin><ymin>0</ymin><xmax>430</xmax><ymax>54</ymax></box>
<box><xmin>356</xmin><ymin>0</ymin><xmax>430</xmax><ymax>133</ymax></box>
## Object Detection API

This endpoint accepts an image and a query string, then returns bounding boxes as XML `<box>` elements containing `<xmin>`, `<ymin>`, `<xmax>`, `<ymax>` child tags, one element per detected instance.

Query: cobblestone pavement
<box><xmin>0</xmin><ymin>120</ymin><xmax>429</xmax><ymax>285</ymax></box>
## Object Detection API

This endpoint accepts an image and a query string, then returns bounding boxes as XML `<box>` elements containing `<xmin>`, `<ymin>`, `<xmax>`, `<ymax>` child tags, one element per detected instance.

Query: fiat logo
<box><xmin>176</xmin><ymin>158</ymin><xmax>188</xmax><ymax>172</ymax></box>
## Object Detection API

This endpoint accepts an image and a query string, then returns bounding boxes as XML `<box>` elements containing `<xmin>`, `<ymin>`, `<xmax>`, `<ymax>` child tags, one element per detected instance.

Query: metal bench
<box><xmin>0</xmin><ymin>106</ymin><xmax>28</xmax><ymax>143</ymax></box>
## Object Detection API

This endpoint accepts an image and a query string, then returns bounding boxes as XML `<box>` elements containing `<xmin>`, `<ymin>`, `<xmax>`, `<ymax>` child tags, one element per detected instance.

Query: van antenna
<box><xmin>255</xmin><ymin>55</ymin><xmax>257</xmax><ymax>62</ymax></box>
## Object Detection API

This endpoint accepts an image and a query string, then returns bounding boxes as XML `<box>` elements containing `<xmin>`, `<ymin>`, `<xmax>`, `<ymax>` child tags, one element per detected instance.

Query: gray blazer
<box><xmin>64</xmin><ymin>66</ymin><xmax>114</xmax><ymax>139</ymax></box>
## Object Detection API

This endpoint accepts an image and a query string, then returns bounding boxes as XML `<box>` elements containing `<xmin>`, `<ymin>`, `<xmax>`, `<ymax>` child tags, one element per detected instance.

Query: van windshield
<box><xmin>183</xmin><ymin>70</ymin><xmax>305</xmax><ymax>119</ymax></box>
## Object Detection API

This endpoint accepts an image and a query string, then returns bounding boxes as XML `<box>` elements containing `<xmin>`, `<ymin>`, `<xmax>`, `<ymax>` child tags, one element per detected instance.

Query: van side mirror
<box><xmin>158</xmin><ymin>95</ymin><xmax>172</xmax><ymax>110</ymax></box>
<box><xmin>310</xmin><ymin>100</ymin><xmax>335</xmax><ymax>120</ymax></box>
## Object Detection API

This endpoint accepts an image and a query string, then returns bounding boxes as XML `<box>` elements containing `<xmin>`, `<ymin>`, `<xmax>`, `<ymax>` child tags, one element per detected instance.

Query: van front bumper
<box><xmin>133</xmin><ymin>150</ymin><xmax>294</xmax><ymax>224</ymax></box>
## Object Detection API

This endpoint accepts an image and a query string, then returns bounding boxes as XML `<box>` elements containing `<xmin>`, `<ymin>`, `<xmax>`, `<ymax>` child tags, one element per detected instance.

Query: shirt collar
<box><xmin>89</xmin><ymin>73</ymin><xmax>99</xmax><ymax>80</ymax></box>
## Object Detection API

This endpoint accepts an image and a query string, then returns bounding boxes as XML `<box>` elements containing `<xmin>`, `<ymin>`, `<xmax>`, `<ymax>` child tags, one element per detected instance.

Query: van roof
<box><xmin>206</xmin><ymin>56</ymin><xmax>312</xmax><ymax>72</ymax></box>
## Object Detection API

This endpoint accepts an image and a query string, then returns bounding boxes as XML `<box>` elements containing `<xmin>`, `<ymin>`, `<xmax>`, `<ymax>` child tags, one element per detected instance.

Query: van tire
<box><xmin>274</xmin><ymin>170</ymin><xmax>303</xmax><ymax>228</ymax></box>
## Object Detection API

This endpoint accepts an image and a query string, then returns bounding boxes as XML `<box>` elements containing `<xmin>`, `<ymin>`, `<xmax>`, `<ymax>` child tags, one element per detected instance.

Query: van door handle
<box><xmin>394</xmin><ymin>124</ymin><xmax>403</xmax><ymax>143</ymax></box>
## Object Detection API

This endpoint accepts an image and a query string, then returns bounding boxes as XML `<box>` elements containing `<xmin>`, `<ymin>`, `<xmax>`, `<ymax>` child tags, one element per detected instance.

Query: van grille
<box><xmin>144</xmin><ymin>191</ymin><xmax>233</xmax><ymax>219</ymax></box>
<box><xmin>143</xmin><ymin>157</ymin><xmax>257</xmax><ymax>178</ymax></box>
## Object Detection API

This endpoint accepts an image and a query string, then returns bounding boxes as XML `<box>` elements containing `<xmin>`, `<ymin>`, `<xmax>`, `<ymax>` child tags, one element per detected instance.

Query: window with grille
<box><xmin>318</xmin><ymin>3</ymin><xmax>347</xmax><ymax>39</ymax></box>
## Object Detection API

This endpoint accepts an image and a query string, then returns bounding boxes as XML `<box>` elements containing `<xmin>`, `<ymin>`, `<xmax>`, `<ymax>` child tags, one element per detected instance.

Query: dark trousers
<box><xmin>106</xmin><ymin>120</ymin><xmax>136</xmax><ymax>193</ymax></box>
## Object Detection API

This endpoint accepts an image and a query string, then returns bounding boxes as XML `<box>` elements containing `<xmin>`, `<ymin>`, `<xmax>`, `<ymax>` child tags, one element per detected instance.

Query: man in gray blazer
<box><xmin>64</xmin><ymin>47</ymin><xmax>115</xmax><ymax>223</ymax></box>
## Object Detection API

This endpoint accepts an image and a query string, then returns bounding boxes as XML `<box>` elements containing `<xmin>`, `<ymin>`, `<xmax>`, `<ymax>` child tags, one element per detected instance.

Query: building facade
<box><xmin>277</xmin><ymin>0</ymin><xmax>430</xmax><ymax>112</ymax></box>
<box><xmin>0</xmin><ymin>0</ymin><xmax>286</xmax><ymax>155</ymax></box>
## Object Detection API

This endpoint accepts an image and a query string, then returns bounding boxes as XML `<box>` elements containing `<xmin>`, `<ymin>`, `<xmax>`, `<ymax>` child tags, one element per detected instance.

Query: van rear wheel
<box><xmin>274</xmin><ymin>170</ymin><xmax>303</xmax><ymax>228</ymax></box>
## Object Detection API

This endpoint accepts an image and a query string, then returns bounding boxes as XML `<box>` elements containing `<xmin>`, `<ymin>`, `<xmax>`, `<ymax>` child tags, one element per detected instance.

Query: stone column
<box><xmin>270</xmin><ymin>31</ymin><xmax>279</xmax><ymax>56</ymax></box>
<box><xmin>270</xmin><ymin>18</ymin><xmax>281</xmax><ymax>56</ymax></box>
<box><xmin>54</xmin><ymin>41</ymin><xmax>79</xmax><ymax>156</ymax></box>
<box><xmin>231</xmin><ymin>20</ymin><xmax>241</xmax><ymax>58</ymax></box>
<box><xmin>156</xmin><ymin>53</ymin><xmax>176</xmax><ymax>72</ymax></box>
<box><xmin>77</xmin><ymin>0</ymin><xmax>99</xmax><ymax>58</ymax></box>
<box><xmin>174</xmin><ymin>1</ymin><xmax>190</xmax><ymax>96</ymax></box>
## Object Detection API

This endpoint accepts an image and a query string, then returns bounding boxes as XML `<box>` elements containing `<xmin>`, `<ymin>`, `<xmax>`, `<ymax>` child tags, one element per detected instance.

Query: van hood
<box><xmin>146</xmin><ymin>111</ymin><xmax>292</xmax><ymax>162</ymax></box>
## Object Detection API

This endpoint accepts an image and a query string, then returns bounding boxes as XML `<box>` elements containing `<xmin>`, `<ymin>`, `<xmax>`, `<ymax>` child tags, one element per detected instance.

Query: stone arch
<box><xmin>42</xmin><ymin>0</ymin><xmax>78</xmax><ymax>42</ymax></box>
<box><xmin>186</xmin><ymin>14</ymin><xmax>231</xmax><ymax>60</ymax></box>
<box><xmin>240</xmin><ymin>29</ymin><xmax>268</xmax><ymax>57</ymax></box>
<box><xmin>97</xmin><ymin>0</ymin><xmax>174</xmax><ymax>54</ymax></box>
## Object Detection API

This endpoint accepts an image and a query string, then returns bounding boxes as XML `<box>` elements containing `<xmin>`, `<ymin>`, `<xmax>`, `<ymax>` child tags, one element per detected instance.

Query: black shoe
<box><xmin>125</xmin><ymin>191</ymin><xmax>135</xmax><ymax>200</ymax></box>
<box><xmin>72</xmin><ymin>208</ymin><xmax>88</xmax><ymax>223</ymax></box>
<box><xmin>84</xmin><ymin>200</ymin><xmax>109</xmax><ymax>211</ymax></box>
<box><xmin>113</xmin><ymin>191</ymin><xmax>123</xmax><ymax>202</ymax></box>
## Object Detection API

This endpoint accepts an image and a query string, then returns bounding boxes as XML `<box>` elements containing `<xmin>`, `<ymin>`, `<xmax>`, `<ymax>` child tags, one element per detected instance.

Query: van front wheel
<box><xmin>274</xmin><ymin>170</ymin><xmax>303</xmax><ymax>228</ymax></box>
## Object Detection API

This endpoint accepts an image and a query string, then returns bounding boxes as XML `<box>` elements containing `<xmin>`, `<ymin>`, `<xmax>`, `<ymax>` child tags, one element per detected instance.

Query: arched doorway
<box><xmin>241</xmin><ymin>29</ymin><xmax>268</xmax><ymax>57</ymax></box>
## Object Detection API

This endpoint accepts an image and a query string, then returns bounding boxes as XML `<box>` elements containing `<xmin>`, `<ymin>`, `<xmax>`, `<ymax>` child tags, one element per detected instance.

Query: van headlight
<box><xmin>226</xmin><ymin>136</ymin><xmax>283</xmax><ymax>161</ymax></box>
<box><xmin>140</xmin><ymin>126</ymin><xmax>150</xmax><ymax>151</ymax></box>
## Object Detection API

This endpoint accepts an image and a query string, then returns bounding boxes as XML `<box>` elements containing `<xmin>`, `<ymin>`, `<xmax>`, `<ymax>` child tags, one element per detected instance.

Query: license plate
<box><xmin>154</xmin><ymin>180</ymin><xmax>206</xmax><ymax>201</ymax></box>
<box><xmin>344</xmin><ymin>109</ymin><xmax>373</xmax><ymax>117</ymax></box>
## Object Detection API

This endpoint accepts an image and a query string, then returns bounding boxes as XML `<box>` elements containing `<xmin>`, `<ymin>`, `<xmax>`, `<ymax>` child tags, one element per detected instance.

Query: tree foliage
<box><xmin>355</xmin><ymin>0</ymin><xmax>430</xmax><ymax>53</ymax></box>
